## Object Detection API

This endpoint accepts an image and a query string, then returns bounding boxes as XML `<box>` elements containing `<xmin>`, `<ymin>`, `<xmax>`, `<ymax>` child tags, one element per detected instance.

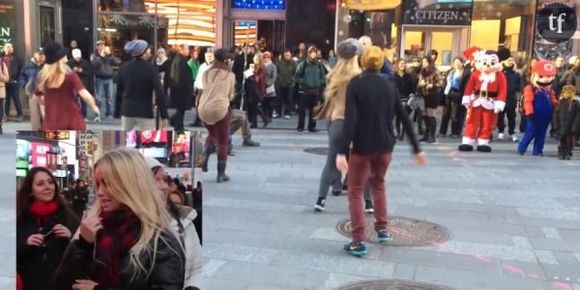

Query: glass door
<box><xmin>401</xmin><ymin>26</ymin><xmax>469</xmax><ymax>69</ymax></box>
<box><xmin>38</xmin><ymin>1</ymin><xmax>62</xmax><ymax>46</ymax></box>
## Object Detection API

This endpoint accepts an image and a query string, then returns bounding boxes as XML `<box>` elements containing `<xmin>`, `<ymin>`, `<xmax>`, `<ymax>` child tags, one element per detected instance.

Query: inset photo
<box><xmin>16</xmin><ymin>130</ymin><xmax>202</xmax><ymax>290</ymax></box>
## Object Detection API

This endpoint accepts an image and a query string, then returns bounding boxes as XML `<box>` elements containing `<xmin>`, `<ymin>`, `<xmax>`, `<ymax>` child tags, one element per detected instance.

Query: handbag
<box><xmin>407</xmin><ymin>93</ymin><xmax>425</xmax><ymax>111</ymax></box>
<box><xmin>266</xmin><ymin>84</ymin><xmax>276</xmax><ymax>97</ymax></box>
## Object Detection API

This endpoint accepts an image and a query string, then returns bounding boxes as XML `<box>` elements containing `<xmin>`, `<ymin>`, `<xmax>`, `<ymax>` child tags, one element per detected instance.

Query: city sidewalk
<box><xmin>200</xmin><ymin>129</ymin><xmax>580</xmax><ymax>290</ymax></box>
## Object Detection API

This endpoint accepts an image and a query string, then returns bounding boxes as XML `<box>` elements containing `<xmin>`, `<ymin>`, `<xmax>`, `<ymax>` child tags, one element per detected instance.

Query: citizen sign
<box><xmin>415</xmin><ymin>10</ymin><xmax>459</xmax><ymax>21</ymax></box>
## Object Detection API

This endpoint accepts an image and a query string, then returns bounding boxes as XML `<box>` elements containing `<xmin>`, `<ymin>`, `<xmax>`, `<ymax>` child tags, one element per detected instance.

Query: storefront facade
<box><xmin>336</xmin><ymin>0</ymin><xmax>539</xmax><ymax>67</ymax></box>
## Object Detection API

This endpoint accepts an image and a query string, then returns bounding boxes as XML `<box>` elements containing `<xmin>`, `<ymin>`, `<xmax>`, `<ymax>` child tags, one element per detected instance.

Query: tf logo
<box><xmin>537</xmin><ymin>3</ymin><xmax>577</xmax><ymax>44</ymax></box>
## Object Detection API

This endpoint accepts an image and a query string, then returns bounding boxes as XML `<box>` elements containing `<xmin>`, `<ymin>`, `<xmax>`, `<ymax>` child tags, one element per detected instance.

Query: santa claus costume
<box><xmin>458</xmin><ymin>51</ymin><xmax>508</xmax><ymax>152</ymax></box>
<box><xmin>517</xmin><ymin>60</ymin><xmax>558</xmax><ymax>156</ymax></box>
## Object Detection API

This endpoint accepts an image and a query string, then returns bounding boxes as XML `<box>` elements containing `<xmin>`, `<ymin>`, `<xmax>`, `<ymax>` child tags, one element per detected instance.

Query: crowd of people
<box><xmin>16</xmin><ymin>148</ymin><xmax>202</xmax><ymax>290</ymax></box>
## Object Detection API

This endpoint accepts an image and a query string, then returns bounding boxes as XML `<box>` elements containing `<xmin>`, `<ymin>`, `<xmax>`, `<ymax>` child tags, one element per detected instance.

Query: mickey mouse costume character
<box><xmin>458</xmin><ymin>50</ymin><xmax>508</xmax><ymax>152</ymax></box>
<box><xmin>517</xmin><ymin>60</ymin><xmax>558</xmax><ymax>156</ymax></box>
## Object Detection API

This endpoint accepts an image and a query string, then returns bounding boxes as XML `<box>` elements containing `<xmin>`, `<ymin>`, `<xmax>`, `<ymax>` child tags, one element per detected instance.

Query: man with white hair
<box><xmin>68</xmin><ymin>49</ymin><xmax>92</xmax><ymax>120</ymax></box>
<box><xmin>358</xmin><ymin>35</ymin><xmax>394</xmax><ymax>80</ymax></box>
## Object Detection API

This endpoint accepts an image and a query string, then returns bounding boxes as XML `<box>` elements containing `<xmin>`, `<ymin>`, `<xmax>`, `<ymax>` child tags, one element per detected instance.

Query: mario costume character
<box><xmin>518</xmin><ymin>60</ymin><xmax>558</xmax><ymax>156</ymax></box>
<box><xmin>458</xmin><ymin>50</ymin><xmax>508</xmax><ymax>152</ymax></box>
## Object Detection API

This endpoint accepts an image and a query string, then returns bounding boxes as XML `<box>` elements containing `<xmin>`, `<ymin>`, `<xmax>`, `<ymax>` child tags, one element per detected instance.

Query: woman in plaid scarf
<box><xmin>54</xmin><ymin>148</ymin><xmax>185</xmax><ymax>290</ymax></box>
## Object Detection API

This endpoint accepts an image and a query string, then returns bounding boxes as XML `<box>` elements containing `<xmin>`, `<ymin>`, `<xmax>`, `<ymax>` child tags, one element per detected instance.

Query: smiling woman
<box><xmin>16</xmin><ymin>167</ymin><xmax>80</xmax><ymax>290</ymax></box>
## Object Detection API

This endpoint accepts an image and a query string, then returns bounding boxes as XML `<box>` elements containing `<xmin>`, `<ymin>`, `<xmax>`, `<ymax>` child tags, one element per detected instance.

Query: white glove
<box><xmin>494</xmin><ymin>101</ymin><xmax>506</xmax><ymax>114</ymax></box>
<box><xmin>462</xmin><ymin>95</ymin><xmax>472</xmax><ymax>108</ymax></box>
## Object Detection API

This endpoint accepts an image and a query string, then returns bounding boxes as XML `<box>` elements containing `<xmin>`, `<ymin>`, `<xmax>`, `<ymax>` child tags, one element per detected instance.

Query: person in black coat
<box><xmin>154</xmin><ymin>47</ymin><xmax>171</xmax><ymax>95</ymax></box>
<box><xmin>70</xmin><ymin>179</ymin><xmax>89</xmax><ymax>218</ymax></box>
<box><xmin>169</xmin><ymin>45</ymin><xmax>195</xmax><ymax>132</ymax></box>
<box><xmin>1</xmin><ymin>42</ymin><xmax>24</xmax><ymax>121</ymax></box>
<box><xmin>553</xmin><ymin>85</ymin><xmax>580</xmax><ymax>160</ymax></box>
<box><xmin>497</xmin><ymin>56</ymin><xmax>522</xmax><ymax>142</ymax></box>
<box><xmin>17</xmin><ymin>167</ymin><xmax>79</xmax><ymax>290</ymax></box>
<box><xmin>68</xmin><ymin>49</ymin><xmax>93</xmax><ymax>119</ymax></box>
<box><xmin>393</xmin><ymin>59</ymin><xmax>414</xmax><ymax>140</ymax></box>
<box><xmin>53</xmin><ymin>148</ymin><xmax>185</xmax><ymax>290</ymax></box>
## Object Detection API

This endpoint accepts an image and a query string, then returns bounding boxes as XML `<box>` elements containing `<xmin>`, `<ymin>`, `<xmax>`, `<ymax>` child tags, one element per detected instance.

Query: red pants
<box><xmin>203</xmin><ymin>113</ymin><xmax>230</xmax><ymax>162</ymax></box>
<box><xmin>464</xmin><ymin>106</ymin><xmax>497</xmax><ymax>141</ymax></box>
<box><xmin>347</xmin><ymin>152</ymin><xmax>392</xmax><ymax>243</ymax></box>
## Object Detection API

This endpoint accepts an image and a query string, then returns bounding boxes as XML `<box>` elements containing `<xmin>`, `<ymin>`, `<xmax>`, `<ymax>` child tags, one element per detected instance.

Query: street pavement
<box><xmin>2</xmin><ymin>115</ymin><xmax>580</xmax><ymax>290</ymax></box>
<box><xmin>199</xmin><ymin>124</ymin><xmax>580</xmax><ymax>290</ymax></box>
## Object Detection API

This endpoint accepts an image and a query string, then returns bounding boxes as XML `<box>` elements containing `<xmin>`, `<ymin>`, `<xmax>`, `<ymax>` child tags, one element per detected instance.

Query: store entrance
<box><xmin>232</xmin><ymin>20</ymin><xmax>285</xmax><ymax>53</ymax></box>
<box><xmin>401</xmin><ymin>25</ymin><xmax>469</xmax><ymax>69</ymax></box>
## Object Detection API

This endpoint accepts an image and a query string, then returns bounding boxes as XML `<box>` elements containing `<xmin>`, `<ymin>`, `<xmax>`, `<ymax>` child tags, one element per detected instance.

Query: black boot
<box><xmin>419</xmin><ymin>117</ymin><xmax>429</xmax><ymax>142</ymax></box>
<box><xmin>201</xmin><ymin>146</ymin><xmax>213</xmax><ymax>172</ymax></box>
<box><xmin>426</xmin><ymin>117</ymin><xmax>436</xmax><ymax>143</ymax></box>
<box><xmin>217</xmin><ymin>161</ymin><xmax>230</xmax><ymax>183</ymax></box>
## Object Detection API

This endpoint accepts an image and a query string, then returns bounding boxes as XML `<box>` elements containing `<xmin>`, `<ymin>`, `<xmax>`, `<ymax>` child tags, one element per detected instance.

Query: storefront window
<box><xmin>39</xmin><ymin>5</ymin><xmax>57</xmax><ymax>45</ymax></box>
<box><xmin>471</xmin><ymin>0</ymin><xmax>536</xmax><ymax>60</ymax></box>
<box><xmin>0</xmin><ymin>0</ymin><xmax>17</xmax><ymax>52</ymax></box>
<box><xmin>96</xmin><ymin>0</ymin><xmax>217</xmax><ymax>57</ymax></box>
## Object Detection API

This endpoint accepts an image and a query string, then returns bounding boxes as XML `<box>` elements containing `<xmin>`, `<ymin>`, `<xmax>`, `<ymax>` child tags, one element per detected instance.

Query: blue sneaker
<box><xmin>377</xmin><ymin>230</ymin><xmax>394</xmax><ymax>243</ymax></box>
<box><xmin>343</xmin><ymin>242</ymin><xmax>368</xmax><ymax>257</ymax></box>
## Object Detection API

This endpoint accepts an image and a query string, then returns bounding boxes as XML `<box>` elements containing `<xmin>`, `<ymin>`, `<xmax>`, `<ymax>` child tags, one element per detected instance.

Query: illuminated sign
<box><xmin>45</xmin><ymin>131</ymin><xmax>70</xmax><ymax>140</ymax></box>
<box><xmin>0</xmin><ymin>1</ymin><xmax>16</xmax><ymax>51</ymax></box>
<box><xmin>233</xmin><ymin>0</ymin><xmax>285</xmax><ymax>10</ymax></box>
<box><xmin>403</xmin><ymin>0</ymin><xmax>472</xmax><ymax>26</ymax></box>
<box><xmin>31</xmin><ymin>143</ymin><xmax>51</xmax><ymax>167</ymax></box>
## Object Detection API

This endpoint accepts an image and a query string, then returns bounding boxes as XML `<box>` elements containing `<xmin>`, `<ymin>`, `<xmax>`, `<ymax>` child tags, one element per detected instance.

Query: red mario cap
<box><xmin>532</xmin><ymin>60</ymin><xmax>557</xmax><ymax>77</ymax></box>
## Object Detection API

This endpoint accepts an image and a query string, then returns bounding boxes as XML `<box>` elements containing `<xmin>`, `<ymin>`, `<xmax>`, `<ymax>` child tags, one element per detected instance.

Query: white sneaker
<box><xmin>284</xmin><ymin>115</ymin><xmax>291</xmax><ymax>120</ymax></box>
<box><xmin>511</xmin><ymin>134</ymin><xmax>519</xmax><ymax>142</ymax></box>
<box><xmin>93</xmin><ymin>116</ymin><xmax>101</xmax><ymax>122</ymax></box>
<box><xmin>272</xmin><ymin>112</ymin><xmax>278</xmax><ymax>118</ymax></box>
<box><xmin>498</xmin><ymin>133</ymin><xmax>505</xmax><ymax>140</ymax></box>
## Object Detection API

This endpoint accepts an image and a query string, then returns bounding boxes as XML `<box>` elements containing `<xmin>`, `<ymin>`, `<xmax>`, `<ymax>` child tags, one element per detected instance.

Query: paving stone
<box><xmin>542</xmin><ymin>228</ymin><xmax>563</xmax><ymax>240</ymax></box>
<box><xmin>534</xmin><ymin>250</ymin><xmax>559</xmax><ymax>265</ymax></box>
<box><xmin>392</xmin><ymin>264</ymin><xmax>417</xmax><ymax>280</ymax></box>
<box><xmin>529</xmin><ymin>239</ymin><xmax>580</xmax><ymax>253</ymax></box>
<box><xmin>202</xmin><ymin>259</ymin><xmax>228</xmax><ymax>277</ymax></box>
<box><xmin>320</xmin><ymin>273</ymin><xmax>381</xmax><ymax>290</ymax></box>
<box><xmin>513</xmin><ymin>236</ymin><xmax>534</xmax><ymax>249</ymax></box>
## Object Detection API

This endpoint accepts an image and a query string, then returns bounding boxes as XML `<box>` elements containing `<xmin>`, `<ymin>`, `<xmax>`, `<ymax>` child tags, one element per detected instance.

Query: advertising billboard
<box><xmin>0</xmin><ymin>0</ymin><xmax>16</xmax><ymax>52</ymax></box>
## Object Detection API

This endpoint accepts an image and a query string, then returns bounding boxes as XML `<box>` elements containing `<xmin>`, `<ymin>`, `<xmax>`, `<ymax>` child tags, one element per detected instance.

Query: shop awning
<box><xmin>346</xmin><ymin>0</ymin><xmax>402</xmax><ymax>10</ymax></box>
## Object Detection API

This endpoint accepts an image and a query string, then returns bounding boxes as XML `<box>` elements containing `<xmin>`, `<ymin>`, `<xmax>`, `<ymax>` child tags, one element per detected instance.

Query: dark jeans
<box><xmin>452</xmin><ymin>105</ymin><xmax>467</xmax><ymax>136</ymax></box>
<box><xmin>395</xmin><ymin>103</ymin><xmax>412</xmax><ymax>136</ymax></box>
<box><xmin>497</xmin><ymin>106</ymin><xmax>517</xmax><ymax>135</ymax></box>
<box><xmin>4</xmin><ymin>82</ymin><xmax>22</xmax><ymax>116</ymax></box>
<box><xmin>262</xmin><ymin>97</ymin><xmax>274</xmax><ymax>118</ymax></box>
<box><xmin>439</xmin><ymin>97</ymin><xmax>453</xmax><ymax>135</ymax></box>
<box><xmin>278</xmin><ymin>86</ymin><xmax>294</xmax><ymax>116</ymax></box>
<box><xmin>297</xmin><ymin>92</ymin><xmax>319</xmax><ymax>131</ymax></box>
<box><xmin>348</xmin><ymin>152</ymin><xmax>392</xmax><ymax>243</ymax></box>
<box><xmin>95</xmin><ymin>78</ymin><xmax>114</xmax><ymax>117</ymax></box>
<box><xmin>172</xmin><ymin>109</ymin><xmax>186</xmax><ymax>131</ymax></box>
<box><xmin>558</xmin><ymin>134</ymin><xmax>574</xmax><ymax>158</ymax></box>
<box><xmin>247</xmin><ymin>95</ymin><xmax>268</xmax><ymax>127</ymax></box>
<box><xmin>203</xmin><ymin>113</ymin><xmax>230</xmax><ymax>162</ymax></box>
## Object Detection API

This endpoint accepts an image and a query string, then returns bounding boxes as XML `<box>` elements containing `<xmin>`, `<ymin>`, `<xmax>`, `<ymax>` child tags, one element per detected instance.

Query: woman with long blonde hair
<box><xmin>54</xmin><ymin>148</ymin><xmax>185</xmax><ymax>290</ymax></box>
<box><xmin>313</xmin><ymin>38</ymin><xmax>363</xmax><ymax>212</ymax></box>
<box><xmin>34</xmin><ymin>41</ymin><xmax>100</xmax><ymax>130</ymax></box>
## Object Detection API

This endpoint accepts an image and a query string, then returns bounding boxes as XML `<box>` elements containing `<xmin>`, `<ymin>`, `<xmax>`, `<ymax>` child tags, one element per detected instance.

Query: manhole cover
<box><xmin>337</xmin><ymin>279</ymin><xmax>453</xmax><ymax>290</ymax></box>
<box><xmin>304</xmin><ymin>147</ymin><xmax>329</xmax><ymax>155</ymax></box>
<box><xmin>336</xmin><ymin>216</ymin><xmax>451</xmax><ymax>247</ymax></box>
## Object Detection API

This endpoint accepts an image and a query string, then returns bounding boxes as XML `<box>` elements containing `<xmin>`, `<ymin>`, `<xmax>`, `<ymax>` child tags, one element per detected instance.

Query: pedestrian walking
<box><xmin>295</xmin><ymin>46</ymin><xmax>326</xmax><ymax>132</ymax></box>
<box><xmin>34</xmin><ymin>42</ymin><xmax>100</xmax><ymax>130</ymax></box>
<box><xmin>17</xmin><ymin>167</ymin><xmax>79</xmax><ymax>290</ymax></box>
<box><xmin>148</xmin><ymin>158</ymin><xmax>203</xmax><ymax>290</ymax></box>
<box><xmin>169</xmin><ymin>45</ymin><xmax>195</xmax><ymax>132</ymax></box>
<box><xmin>115</xmin><ymin>39</ymin><xmax>169</xmax><ymax>130</ymax></box>
<box><xmin>1</xmin><ymin>42</ymin><xmax>24</xmax><ymax>122</ymax></box>
<box><xmin>19</xmin><ymin>48</ymin><xmax>45</xmax><ymax>130</ymax></box>
<box><xmin>91</xmin><ymin>41</ymin><xmax>119</xmax><ymax>122</ymax></box>
<box><xmin>0</xmin><ymin>57</ymin><xmax>9</xmax><ymax>134</ymax></box>
<box><xmin>54</xmin><ymin>148</ymin><xmax>185</xmax><ymax>290</ymax></box>
<box><xmin>335</xmin><ymin>46</ymin><xmax>427</xmax><ymax>257</ymax></box>
<box><xmin>197</xmin><ymin>48</ymin><xmax>236</xmax><ymax>183</ymax></box>
<box><xmin>68</xmin><ymin>49</ymin><xmax>92</xmax><ymax>120</ymax></box>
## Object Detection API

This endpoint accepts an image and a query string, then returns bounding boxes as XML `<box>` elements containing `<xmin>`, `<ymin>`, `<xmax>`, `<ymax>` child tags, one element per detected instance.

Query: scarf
<box><xmin>28</xmin><ymin>200</ymin><xmax>59</xmax><ymax>225</ymax></box>
<box><xmin>94</xmin><ymin>207</ymin><xmax>142</xmax><ymax>287</ymax></box>
<box><xmin>156</xmin><ymin>57</ymin><xmax>168</xmax><ymax>66</ymax></box>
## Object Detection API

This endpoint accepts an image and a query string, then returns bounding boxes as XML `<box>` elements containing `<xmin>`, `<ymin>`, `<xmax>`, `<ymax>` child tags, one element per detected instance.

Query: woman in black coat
<box><xmin>393</xmin><ymin>59</ymin><xmax>414</xmax><ymax>140</ymax></box>
<box><xmin>53</xmin><ymin>148</ymin><xmax>185</xmax><ymax>290</ymax></box>
<box><xmin>169</xmin><ymin>45</ymin><xmax>195</xmax><ymax>132</ymax></box>
<box><xmin>17</xmin><ymin>167</ymin><xmax>79</xmax><ymax>290</ymax></box>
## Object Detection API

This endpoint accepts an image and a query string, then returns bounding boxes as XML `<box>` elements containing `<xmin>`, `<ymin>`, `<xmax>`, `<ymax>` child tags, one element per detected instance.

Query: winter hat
<box><xmin>496</xmin><ymin>47</ymin><xmax>511</xmax><ymax>62</ymax></box>
<box><xmin>145</xmin><ymin>157</ymin><xmax>163</xmax><ymax>170</ymax></box>
<box><xmin>214</xmin><ymin>48</ymin><xmax>233</xmax><ymax>62</ymax></box>
<box><xmin>532</xmin><ymin>60</ymin><xmax>557</xmax><ymax>77</ymax></box>
<box><xmin>337</xmin><ymin>38</ymin><xmax>363</xmax><ymax>59</ymax></box>
<box><xmin>72</xmin><ymin>48</ymin><xmax>82</xmax><ymax>59</ymax></box>
<box><xmin>361</xmin><ymin>45</ymin><xmax>384</xmax><ymax>71</ymax></box>
<box><xmin>43</xmin><ymin>41</ymin><xmax>68</xmax><ymax>65</ymax></box>
<box><xmin>124</xmin><ymin>39</ymin><xmax>149</xmax><ymax>57</ymax></box>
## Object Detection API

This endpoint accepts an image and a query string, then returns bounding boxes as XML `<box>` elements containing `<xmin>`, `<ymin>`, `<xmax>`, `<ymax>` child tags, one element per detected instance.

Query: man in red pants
<box><xmin>459</xmin><ymin>51</ymin><xmax>508</xmax><ymax>153</ymax></box>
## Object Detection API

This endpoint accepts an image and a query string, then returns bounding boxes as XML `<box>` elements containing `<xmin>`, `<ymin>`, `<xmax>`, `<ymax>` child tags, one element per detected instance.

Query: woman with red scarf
<box><xmin>16</xmin><ymin>167</ymin><xmax>79</xmax><ymax>290</ymax></box>
<box><xmin>54</xmin><ymin>148</ymin><xmax>185</xmax><ymax>290</ymax></box>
